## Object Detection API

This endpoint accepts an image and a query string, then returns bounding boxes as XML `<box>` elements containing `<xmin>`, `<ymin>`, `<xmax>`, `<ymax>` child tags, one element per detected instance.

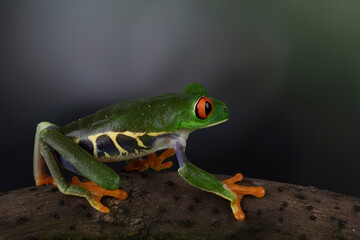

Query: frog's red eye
<box><xmin>195</xmin><ymin>97</ymin><xmax>213</xmax><ymax>119</ymax></box>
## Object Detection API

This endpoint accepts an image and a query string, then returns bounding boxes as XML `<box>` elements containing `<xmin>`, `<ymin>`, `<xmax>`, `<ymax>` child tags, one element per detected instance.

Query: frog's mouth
<box><xmin>200</xmin><ymin>118</ymin><xmax>228</xmax><ymax>129</ymax></box>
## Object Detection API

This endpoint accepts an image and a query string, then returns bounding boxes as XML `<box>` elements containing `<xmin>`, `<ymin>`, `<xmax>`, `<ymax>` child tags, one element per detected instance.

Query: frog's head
<box><xmin>177</xmin><ymin>83</ymin><xmax>229</xmax><ymax>130</ymax></box>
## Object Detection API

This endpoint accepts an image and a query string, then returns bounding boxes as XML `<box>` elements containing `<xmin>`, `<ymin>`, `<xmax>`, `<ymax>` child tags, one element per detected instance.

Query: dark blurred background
<box><xmin>1</xmin><ymin>1</ymin><xmax>359</xmax><ymax>197</ymax></box>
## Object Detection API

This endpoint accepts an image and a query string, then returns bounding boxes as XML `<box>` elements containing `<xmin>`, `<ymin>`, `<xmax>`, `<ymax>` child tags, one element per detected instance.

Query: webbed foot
<box><xmin>70</xmin><ymin>176</ymin><xmax>128</xmax><ymax>213</ymax></box>
<box><xmin>35</xmin><ymin>174</ymin><xmax>56</xmax><ymax>186</ymax></box>
<box><xmin>222</xmin><ymin>173</ymin><xmax>265</xmax><ymax>220</ymax></box>
<box><xmin>125</xmin><ymin>148</ymin><xmax>175</xmax><ymax>172</ymax></box>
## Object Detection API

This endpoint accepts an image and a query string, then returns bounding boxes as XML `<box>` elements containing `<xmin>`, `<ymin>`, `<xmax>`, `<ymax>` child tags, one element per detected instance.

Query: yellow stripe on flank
<box><xmin>88</xmin><ymin>132</ymin><xmax>129</xmax><ymax>157</ymax></box>
<box><xmin>147</xmin><ymin>132</ymin><xmax>169</xmax><ymax>137</ymax></box>
<box><xmin>87</xmin><ymin>135</ymin><xmax>99</xmax><ymax>158</ymax></box>
<box><xmin>120</xmin><ymin>131</ymin><xmax>147</xmax><ymax>148</ymax></box>
<box><xmin>87</xmin><ymin>131</ymin><xmax>170</xmax><ymax>158</ymax></box>
<box><xmin>106</xmin><ymin>132</ymin><xmax>128</xmax><ymax>154</ymax></box>
<box><xmin>119</xmin><ymin>131</ymin><xmax>168</xmax><ymax>148</ymax></box>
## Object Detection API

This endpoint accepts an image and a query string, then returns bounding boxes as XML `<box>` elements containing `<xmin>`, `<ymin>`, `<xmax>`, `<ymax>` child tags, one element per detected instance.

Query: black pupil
<box><xmin>205</xmin><ymin>101</ymin><xmax>212</xmax><ymax>115</ymax></box>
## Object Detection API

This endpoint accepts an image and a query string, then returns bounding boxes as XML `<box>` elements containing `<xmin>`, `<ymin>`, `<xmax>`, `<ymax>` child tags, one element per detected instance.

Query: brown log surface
<box><xmin>0</xmin><ymin>171</ymin><xmax>359</xmax><ymax>240</ymax></box>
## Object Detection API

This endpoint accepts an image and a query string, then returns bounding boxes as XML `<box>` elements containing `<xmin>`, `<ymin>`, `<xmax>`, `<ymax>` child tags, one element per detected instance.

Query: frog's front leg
<box><xmin>172</xmin><ymin>139</ymin><xmax>265</xmax><ymax>221</ymax></box>
<box><xmin>34</xmin><ymin>122</ymin><xmax>127</xmax><ymax>213</ymax></box>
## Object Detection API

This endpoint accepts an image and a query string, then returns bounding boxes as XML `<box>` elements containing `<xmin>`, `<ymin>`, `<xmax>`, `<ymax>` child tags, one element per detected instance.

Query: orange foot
<box><xmin>35</xmin><ymin>174</ymin><xmax>56</xmax><ymax>186</ymax></box>
<box><xmin>222</xmin><ymin>173</ymin><xmax>265</xmax><ymax>220</ymax></box>
<box><xmin>125</xmin><ymin>148</ymin><xmax>175</xmax><ymax>172</ymax></box>
<box><xmin>70</xmin><ymin>176</ymin><xmax>128</xmax><ymax>213</ymax></box>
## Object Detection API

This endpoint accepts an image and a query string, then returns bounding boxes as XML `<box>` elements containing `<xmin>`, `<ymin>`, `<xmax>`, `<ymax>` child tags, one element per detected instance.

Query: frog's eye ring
<box><xmin>195</xmin><ymin>97</ymin><xmax>213</xmax><ymax>119</ymax></box>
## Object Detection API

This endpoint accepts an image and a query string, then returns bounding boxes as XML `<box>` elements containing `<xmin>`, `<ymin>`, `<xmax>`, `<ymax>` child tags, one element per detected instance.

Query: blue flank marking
<box><xmin>59</xmin><ymin>155</ymin><xmax>81</xmax><ymax>174</ymax></box>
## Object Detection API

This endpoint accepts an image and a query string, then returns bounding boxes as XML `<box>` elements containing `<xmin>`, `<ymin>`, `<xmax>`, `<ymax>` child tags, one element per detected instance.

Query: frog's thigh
<box><xmin>39</xmin><ymin>128</ymin><xmax>121</xmax><ymax>190</ymax></box>
<box><xmin>39</xmin><ymin>139</ymin><xmax>93</xmax><ymax>200</ymax></box>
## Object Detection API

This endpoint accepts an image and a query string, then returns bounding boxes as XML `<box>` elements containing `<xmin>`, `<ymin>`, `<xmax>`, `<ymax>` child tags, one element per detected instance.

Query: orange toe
<box><xmin>36</xmin><ymin>174</ymin><xmax>56</xmax><ymax>186</ymax></box>
<box><xmin>222</xmin><ymin>173</ymin><xmax>265</xmax><ymax>220</ymax></box>
<box><xmin>125</xmin><ymin>148</ymin><xmax>175</xmax><ymax>172</ymax></box>
<box><xmin>70</xmin><ymin>176</ymin><xmax>128</xmax><ymax>213</ymax></box>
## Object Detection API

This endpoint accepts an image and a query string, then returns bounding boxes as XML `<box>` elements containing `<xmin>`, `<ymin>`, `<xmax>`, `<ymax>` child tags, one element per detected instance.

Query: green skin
<box><xmin>34</xmin><ymin>83</ymin><xmax>237</xmax><ymax>217</ymax></box>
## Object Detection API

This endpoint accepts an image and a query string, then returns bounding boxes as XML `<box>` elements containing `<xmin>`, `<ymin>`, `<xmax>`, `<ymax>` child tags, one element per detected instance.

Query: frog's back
<box><xmin>58</xmin><ymin>92</ymin><xmax>181</xmax><ymax>138</ymax></box>
<box><xmin>58</xmin><ymin>103</ymin><xmax>131</xmax><ymax>139</ymax></box>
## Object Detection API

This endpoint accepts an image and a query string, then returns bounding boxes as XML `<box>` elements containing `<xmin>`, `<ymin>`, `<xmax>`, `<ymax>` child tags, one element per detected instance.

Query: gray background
<box><xmin>1</xmin><ymin>1</ymin><xmax>359</xmax><ymax>197</ymax></box>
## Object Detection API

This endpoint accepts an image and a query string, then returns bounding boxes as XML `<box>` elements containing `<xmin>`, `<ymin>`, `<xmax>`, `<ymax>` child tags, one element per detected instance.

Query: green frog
<box><xmin>33</xmin><ymin>83</ymin><xmax>265</xmax><ymax>220</ymax></box>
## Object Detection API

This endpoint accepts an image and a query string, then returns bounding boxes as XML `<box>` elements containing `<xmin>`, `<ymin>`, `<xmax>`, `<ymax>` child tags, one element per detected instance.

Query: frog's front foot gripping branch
<box><xmin>178</xmin><ymin>163</ymin><xmax>265</xmax><ymax>220</ymax></box>
<box><xmin>222</xmin><ymin>173</ymin><xmax>265</xmax><ymax>220</ymax></box>
<box><xmin>173</xmin><ymin>139</ymin><xmax>265</xmax><ymax>221</ymax></box>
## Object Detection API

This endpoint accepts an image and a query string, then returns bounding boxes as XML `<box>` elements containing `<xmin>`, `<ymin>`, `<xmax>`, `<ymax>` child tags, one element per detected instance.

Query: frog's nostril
<box><xmin>224</xmin><ymin>107</ymin><xmax>228</xmax><ymax>112</ymax></box>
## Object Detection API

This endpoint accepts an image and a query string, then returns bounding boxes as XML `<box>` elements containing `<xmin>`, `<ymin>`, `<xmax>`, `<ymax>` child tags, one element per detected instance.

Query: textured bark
<box><xmin>0</xmin><ymin>171</ymin><xmax>359</xmax><ymax>240</ymax></box>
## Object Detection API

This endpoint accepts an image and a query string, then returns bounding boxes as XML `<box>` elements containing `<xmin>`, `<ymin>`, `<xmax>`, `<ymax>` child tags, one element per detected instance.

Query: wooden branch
<box><xmin>0</xmin><ymin>171</ymin><xmax>359</xmax><ymax>240</ymax></box>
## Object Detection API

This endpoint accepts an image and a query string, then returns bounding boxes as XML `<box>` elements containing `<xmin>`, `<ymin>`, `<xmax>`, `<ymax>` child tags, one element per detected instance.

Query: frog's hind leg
<box><xmin>125</xmin><ymin>148</ymin><xmax>175</xmax><ymax>172</ymax></box>
<box><xmin>33</xmin><ymin>122</ymin><xmax>57</xmax><ymax>186</ymax></box>
<box><xmin>37</xmin><ymin>125</ymin><xmax>127</xmax><ymax>213</ymax></box>
<box><xmin>38</xmin><ymin>138</ymin><xmax>100</xmax><ymax>210</ymax></box>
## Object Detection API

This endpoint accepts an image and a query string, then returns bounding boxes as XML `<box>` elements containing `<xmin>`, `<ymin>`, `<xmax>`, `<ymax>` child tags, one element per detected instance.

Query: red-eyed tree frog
<box><xmin>33</xmin><ymin>83</ymin><xmax>265</xmax><ymax>220</ymax></box>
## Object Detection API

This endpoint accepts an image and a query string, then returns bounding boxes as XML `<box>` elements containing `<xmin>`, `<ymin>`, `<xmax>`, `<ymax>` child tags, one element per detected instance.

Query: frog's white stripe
<box><xmin>200</xmin><ymin>119</ymin><xmax>228</xmax><ymax>128</ymax></box>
